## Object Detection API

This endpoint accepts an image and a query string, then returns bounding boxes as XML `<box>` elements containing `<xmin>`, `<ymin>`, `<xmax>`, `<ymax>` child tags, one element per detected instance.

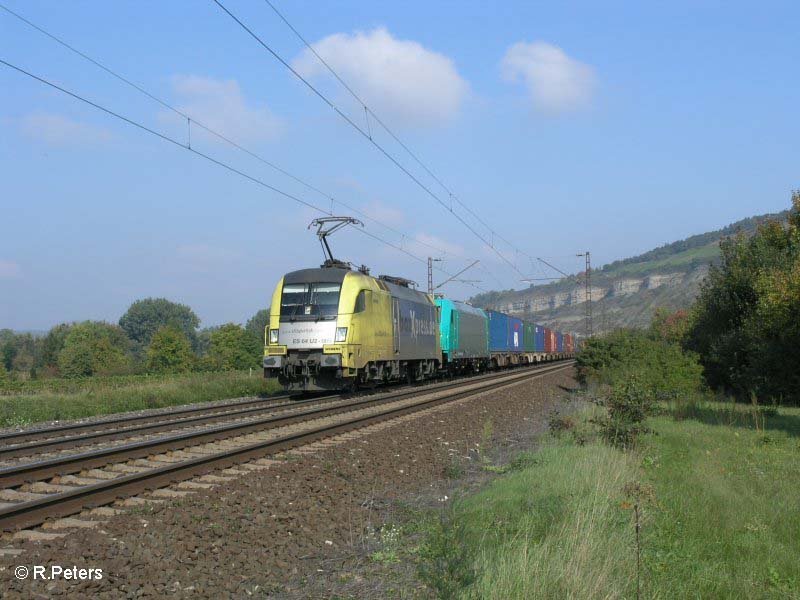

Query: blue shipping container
<box><xmin>509</xmin><ymin>316</ymin><xmax>523</xmax><ymax>350</ymax></box>
<box><xmin>534</xmin><ymin>324</ymin><xmax>545</xmax><ymax>352</ymax></box>
<box><xmin>487</xmin><ymin>310</ymin><xmax>509</xmax><ymax>352</ymax></box>
<box><xmin>556</xmin><ymin>332</ymin><xmax>564</xmax><ymax>353</ymax></box>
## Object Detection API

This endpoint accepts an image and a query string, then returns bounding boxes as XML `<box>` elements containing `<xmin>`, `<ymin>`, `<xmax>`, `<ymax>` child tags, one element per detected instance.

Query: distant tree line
<box><xmin>0</xmin><ymin>299</ymin><xmax>270</xmax><ymax>380</ymax></box>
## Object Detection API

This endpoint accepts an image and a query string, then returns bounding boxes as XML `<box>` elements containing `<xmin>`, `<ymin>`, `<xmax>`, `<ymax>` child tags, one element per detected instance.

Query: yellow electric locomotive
<box><xmin>263</xmin><ymin>262</ymin><xmax>440</xmax><ymax>391</ymax></box>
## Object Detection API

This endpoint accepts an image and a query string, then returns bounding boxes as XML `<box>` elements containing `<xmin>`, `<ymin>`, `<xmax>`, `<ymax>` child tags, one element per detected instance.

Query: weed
<box><xmin>444</xmin><ymin>459</ymin><xmax>465</xmax><ymax>480</ymax></box>
<box><xmin>370</xmin><ymin>549</ymin><xmax>399</xmax><ymax>564</ymax></box>
<box><xmin>592</xmin><ymin>378</ymin><xmax>653</xmax><ymax>449</ymax></box>
<box><xmin>547</xmin><ymin>409</ymin><xmax>575</xmax><ymax>437</ymax></box>
<box><xmin>417</xmin><ymin>514</ymin><xmax>475</xmax><ymax>599</ymax></box>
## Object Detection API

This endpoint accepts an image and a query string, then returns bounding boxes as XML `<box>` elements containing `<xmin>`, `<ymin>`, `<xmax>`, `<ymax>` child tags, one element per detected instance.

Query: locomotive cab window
<box><xmin>280</xmin><ymin>283</ymin><xmax>341</xmax><ymax>318</ymax></box>
<box><xmin>354</xmin><ymin>290</ymin><xmax>367</xmax><ymax>313</ymax></box>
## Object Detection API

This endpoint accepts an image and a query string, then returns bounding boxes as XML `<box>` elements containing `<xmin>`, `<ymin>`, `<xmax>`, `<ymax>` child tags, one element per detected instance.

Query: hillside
<box><xmin>468</xmin><ymin>208</ymin><xmax>789</xmax><ymax>335</ymax></box>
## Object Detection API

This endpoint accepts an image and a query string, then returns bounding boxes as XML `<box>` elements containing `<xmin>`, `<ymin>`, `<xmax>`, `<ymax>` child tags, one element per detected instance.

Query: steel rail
<box><xmin>0</xmin><ymin>393</ymin><xmax>347</xmax><ymax>458</ymax></box>
<box><xmin>0</xmin><ymin>362</ymin><xmax>573</xmax><ymax>531</ymax></box>
<box><xmin>0</xmin><ymin>362</ymin><xmax>572</xmax><ymax>487</ymax></box>
<box><xmin>0</xmin><ymin>393</ymin><xmax>302</xmax><ymax>445</ymax></box>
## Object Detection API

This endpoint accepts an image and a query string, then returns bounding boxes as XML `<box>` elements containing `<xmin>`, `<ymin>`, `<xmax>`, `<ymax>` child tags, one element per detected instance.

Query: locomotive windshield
<box><xmin>280</xmin><ymin>283</ymin><xmax>341</xmax><ymax>319</ymax></box>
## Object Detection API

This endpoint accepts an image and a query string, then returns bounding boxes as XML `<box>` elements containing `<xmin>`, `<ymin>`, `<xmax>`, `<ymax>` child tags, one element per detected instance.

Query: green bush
<box><xmin>145</xmin><ymin>325</ymin><xmax>195</xmax><ymax>374</ymax></box>
<box><xmin>38</xmin><ymin>323</ymin><xmax>72</xmax><ymax>373</ymax></box>
<box><xmin>577</xmin><ymin>329</ymin><xmax>703</xmax><ymax>399</ymax></box>
<box><xmin>57</xmin><ymin>321</ymin><xmax>131</xmax><ymax>378</ymax></box>
<box><xmin>592</xmin><ymin>378</ymin><xmax>653</xmax><ymax>449</ymax></box>
<box><xmin>205</xmin><ymin>323</ymin><xmax>261</xmax><ymax>371</ymax></box>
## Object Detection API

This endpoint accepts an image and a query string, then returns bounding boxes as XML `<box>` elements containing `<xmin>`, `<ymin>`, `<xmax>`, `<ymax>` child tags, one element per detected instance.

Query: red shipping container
<box><xmin>565</xmin><ymin>333</ymin><xmax>574</xmax><ymax>353</ymax></box>
<box><xmin>544</xmin><ymin>328</ymin><xmax>556</xmax><ymax>353</ymax></box>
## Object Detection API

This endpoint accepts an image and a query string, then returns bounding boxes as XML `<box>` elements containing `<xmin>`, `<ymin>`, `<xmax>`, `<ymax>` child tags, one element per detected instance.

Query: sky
<box><xmin>1</xmin><ymin>0</ymin><xmax>798</xmax><ymax>331</ymax></box>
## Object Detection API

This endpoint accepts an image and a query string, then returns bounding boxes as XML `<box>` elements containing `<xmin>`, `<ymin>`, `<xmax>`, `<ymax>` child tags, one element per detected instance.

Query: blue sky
<box><xmin>1</xmin><ymin>0</ymin><xmax>798</xmax><ymax>331</ymax></box>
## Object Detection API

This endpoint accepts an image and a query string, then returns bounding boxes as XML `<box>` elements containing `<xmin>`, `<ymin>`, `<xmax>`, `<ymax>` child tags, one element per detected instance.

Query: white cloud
<box><xmin>19</xmin><ymin>112</ymin><xmax>111</xmax><ymax>146</ymax></box>
<box><xmin>167</xmin><ymin>76</ymin><xmax>284</xmax><ymax>144</ymax></box>
<box><xmin>0</xmin><ymin>260</ymin><xmax>21</xmax><ymax>279</ymax></box>
<box><xmin>292</xmin><ymin>28</ymin><xmax>468</xmax><ymax>126</ymax></box>
<box><xmin>501</xmin><ymin>41</ymin><xmax>595</xmax><ymax>113</ymax></box>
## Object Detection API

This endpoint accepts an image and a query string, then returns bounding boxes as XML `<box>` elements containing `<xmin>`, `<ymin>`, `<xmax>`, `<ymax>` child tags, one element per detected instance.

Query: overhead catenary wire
<box><xmin>0</xmin><ymin>57</ymin><xmax>481</xmax><ymax>291</ymax></box>
<box><xmin>259</xmin><ymin>0</ymin><xmax>574</xmax><ymax>282</ymax></box>
<box><xmin>212</xmin><ymin>0</ymin><xmax>530</xmax><ymax>281</ymax></box>
<box><xmin>0</xmin><ymin>2</ymin><xmax>465</xmax><ymax>264</ymax></box>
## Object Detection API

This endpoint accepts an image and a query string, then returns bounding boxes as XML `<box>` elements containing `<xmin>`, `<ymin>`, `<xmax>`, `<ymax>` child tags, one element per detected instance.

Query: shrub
<box><xmin>205</xmin><ymin>324</ymin><xmax>261</xmax><ymax>371</ymax></box>
<box><xmin>145</xmin><ymin>325</ymin><xmax>195</xmax><ymax>374</ymax></box>
<box><xmin>592</xmin><ymin>378</ymin><xmax>653</xmax><ymax>449</ymax></box>
<box><xmin>57</xmin><ymin>321</ymin><xmax>131</xmax><ymax>378</ymax></box>
<box><xmin>38</xmin><ymin>323</ymin><xmax>73</xmax><ymax>372</ymax></box>
<box><xmin>577</xmin><ymin>329</ymin><xmax>703</xmax><ymax>399</ymax></box>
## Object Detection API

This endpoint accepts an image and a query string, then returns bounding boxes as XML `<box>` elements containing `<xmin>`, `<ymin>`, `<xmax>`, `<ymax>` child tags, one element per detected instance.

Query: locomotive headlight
<box><xmin>269</xmin><ymin>329</ymin><xmax>279</xmax><ymax>344</ymax></box>
<box><xmin>335</xmin><ymin>327</ymin><xmax>348</xmax><ymax>342</ymax></box>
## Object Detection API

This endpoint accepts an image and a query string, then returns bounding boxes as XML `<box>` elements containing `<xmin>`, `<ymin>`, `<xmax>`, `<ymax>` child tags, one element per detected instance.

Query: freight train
<box><xmin>263</xmin><ymin>263</ymin><xmax>577</xmax><ymax>391</ymax></box>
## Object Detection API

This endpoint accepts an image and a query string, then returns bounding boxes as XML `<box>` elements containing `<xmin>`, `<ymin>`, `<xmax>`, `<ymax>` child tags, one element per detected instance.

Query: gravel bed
<box><xmin>0</xmin><ymin>368</ymin><xmax>580</xmax><ymax>598</ymax></box>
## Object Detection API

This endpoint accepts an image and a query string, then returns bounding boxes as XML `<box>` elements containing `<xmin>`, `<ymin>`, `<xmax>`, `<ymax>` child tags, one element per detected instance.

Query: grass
<box><xmin>609</xmin><ymin>242</ymin><xmax>720</xmax><ymax>277</ymax></box>
<box><xmin>642</xmin><ymin>401</ymin><xmax>800</xmax><ymax>598</ymax></box>
<box><xmin>420</xmin><ymin>437</ymin><xmax>639</xmax><ymax>599</ymax></box>
<box><xmin>0</xmin><ymin>370</ymin><xmax>283</xmax><ymax>428</ymax></box>
<box><xmin>418</xmin><ymin>402</ymin><xmax>800</xmax><ymax>599</ymax></box>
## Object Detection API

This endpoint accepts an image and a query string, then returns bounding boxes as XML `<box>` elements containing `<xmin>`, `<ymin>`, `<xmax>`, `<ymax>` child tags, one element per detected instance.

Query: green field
<box><xmin>0</xmin><ymin>371</ymin><xmax>283</xmax><ymax>428</ymax></box>
<box><xmin>419</xmin><ymin>402</ymin><xmax>800</xmax><ymax>599</ymax></box>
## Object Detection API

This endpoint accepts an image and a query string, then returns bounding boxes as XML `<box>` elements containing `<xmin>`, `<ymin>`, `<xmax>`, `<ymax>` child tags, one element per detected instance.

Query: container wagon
<box><xmin>436</xmin><ymin>298</ymin><xmax>490</xmax><ymax>373</ymax></box>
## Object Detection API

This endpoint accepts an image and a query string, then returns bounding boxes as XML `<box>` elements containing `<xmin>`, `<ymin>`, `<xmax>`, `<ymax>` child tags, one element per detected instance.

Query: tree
<box><xmin>58</xmin><ymin>321</ymin><xmax>131</xmax><ymax>378</ymax></box>
<box><xmin>39</xmin><ymin>323</ymin><xmax>73</xmax><ymax>372</ymax></box>
<box><xmin>206</xmin><ymin>324</ymin><xmax>261</xmax><ymax>371</ymax></box>
<box><xmin>0</xmin><ymin>329</ymin><xmax>16</xmax><ymax>371</ymax></box>
<box><xmin>145</xmin><ymin>325</ymin><xmax>195</xmax><ymax>374</ymax></box>
<box><xmin>686</xmin><ymin>192</ymin><xmax>800</xmax><ymax>402</ymax></box>
<box><xmin>649</xmin><ymin>308</ymin><xmax>690</xmax><ymax>345</ymax></box>
<box><xmin>0</xmin><ymin>361</ymin><xmax>10</xmax><ymax>386</ymax></box>
<box><xmin>119</xmin><ymin>298</ymin><xmax>200</xmax><ymax>353</ymax></box>
<box><xmin>10</xmin><ymin>334</ymin><xmax>36</xmax><ymax>375</ymax></box>
<box><xmin>245</xmin><ymin>309</ymin><xmax>270</xmax><ymax>344</ymax></box>
<box><xmin>195</xmin><ymin>326</ymin><xmax>218</xmax><ymax>358</ymax></box>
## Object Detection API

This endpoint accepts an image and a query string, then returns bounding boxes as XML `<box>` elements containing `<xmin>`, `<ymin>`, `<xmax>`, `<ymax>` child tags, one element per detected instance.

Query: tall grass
<box><xmin>422</xmin><ymin>440</ymin><xmax>639</xmax><ymax>599</ymax></box>
<box><xmin>0</xmin><ymin>371</ymin><xmax>282</xmax><ymax>428</ymax></box>
<box><xmin>419</xmin><ymin>401</ymin><xmax>800</xmax><ymax>599</ymax></box>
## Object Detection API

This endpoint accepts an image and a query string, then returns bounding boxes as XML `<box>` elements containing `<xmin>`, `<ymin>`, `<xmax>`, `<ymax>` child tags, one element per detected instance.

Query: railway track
<box><xmin>0</xmin><ymin>361</ymin><xmax>568</xmax><ymax>460</ymax></box>
<box><xmin>0</xmin><ymin>393</ymin><xmax>345</xmax><ymax>460</ymax></box>
<box><xmin>0</xmin><ymin>361</ymin><xmax>573</xmax><ymax>532</ymax></box>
